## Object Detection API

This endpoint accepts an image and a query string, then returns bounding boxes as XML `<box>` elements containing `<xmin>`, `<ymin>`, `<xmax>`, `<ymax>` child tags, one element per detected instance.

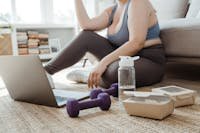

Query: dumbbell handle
<box><xmin>79</xmin><ymin>98</ymin><xmax>102</xmax><ymax>110</ymax></box>
<box><xmin>90</xmin><ymin>83</ymin><xmax>119</xmax><ymax>99</ymax></box>
<box><xmin>104</xmin><ymin>87</ymin><xmax>118</xmax><ymax>97</ymax></box>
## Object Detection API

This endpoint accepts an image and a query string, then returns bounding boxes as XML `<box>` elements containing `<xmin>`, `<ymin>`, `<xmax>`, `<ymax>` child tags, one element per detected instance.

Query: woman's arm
<box><xmin>74</xmin><ymin>0</ymin><xmax>113</xmax><ymax>31</ymax></box>
<box><xmin>88</xmin><ymin>0</ymin><xmax>151</xmax><ymax>88</ymax></box>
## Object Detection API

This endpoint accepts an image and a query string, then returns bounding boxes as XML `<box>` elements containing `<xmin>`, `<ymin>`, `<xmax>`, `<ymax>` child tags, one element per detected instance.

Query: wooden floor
<box><xmin>0</xmin><ymin>62</ymin><xmax>200</xmax><ymax>133</ymax></box>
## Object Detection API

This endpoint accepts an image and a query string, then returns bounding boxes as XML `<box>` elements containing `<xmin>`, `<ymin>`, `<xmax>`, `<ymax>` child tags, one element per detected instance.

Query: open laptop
<box><xmin>0</xmin><ymin>55</ymin><xmax>90</xmax><ymax>107</ymax></box>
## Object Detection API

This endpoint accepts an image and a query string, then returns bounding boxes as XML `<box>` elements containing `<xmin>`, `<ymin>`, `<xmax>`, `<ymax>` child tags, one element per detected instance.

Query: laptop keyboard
<box><xmin>55</xmin><ymin>96</ymin><xmax>68</xmax><ymax>103</ymax></box>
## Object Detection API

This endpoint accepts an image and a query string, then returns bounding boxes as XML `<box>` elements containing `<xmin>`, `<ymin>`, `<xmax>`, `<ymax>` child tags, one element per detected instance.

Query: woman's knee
<box><xmin>77</xmin><ymin>30</ymin><xmax>99</xmax><ymax>40</ymax></box>
<box><xmin>74</xmin><ymin>30</ymin><xmax>95</xmax><ymax>44</ymax></box>
<box><xmin>75</xmin><ymin>30</ymin><xmax>106</xmax><ymax>50</ymax></box>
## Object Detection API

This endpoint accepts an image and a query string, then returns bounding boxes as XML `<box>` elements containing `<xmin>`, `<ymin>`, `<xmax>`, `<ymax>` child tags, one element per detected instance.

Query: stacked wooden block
<box><xmin>17</xmin><ymin>31</ymin><xmax>50</xmax><ymax>55</ymax></box>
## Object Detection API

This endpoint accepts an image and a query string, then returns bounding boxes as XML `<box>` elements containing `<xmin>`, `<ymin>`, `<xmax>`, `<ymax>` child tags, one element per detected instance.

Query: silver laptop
<box><xmin>0</xmin><ymin>55</ymin><xmax>89</xmax><ymax>107</ymax></box>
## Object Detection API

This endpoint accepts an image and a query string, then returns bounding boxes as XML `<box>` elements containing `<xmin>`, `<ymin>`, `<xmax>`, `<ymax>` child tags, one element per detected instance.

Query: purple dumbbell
<box><xmin>66</xmin><ymin>93</ymin><xmax>111</xmax><ymax>118</ymax></box>
<box><xmin>90</xmin><ymin>83</ymin><xmax>118</xmax><ymax>99</ymax></box>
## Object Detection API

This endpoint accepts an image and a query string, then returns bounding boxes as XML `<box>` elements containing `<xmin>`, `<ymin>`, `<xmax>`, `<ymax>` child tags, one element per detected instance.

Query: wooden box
<box><xmin>0</xmin><ymin>34</ymin><xmax>13</xmax><ymax>55</ymax></box>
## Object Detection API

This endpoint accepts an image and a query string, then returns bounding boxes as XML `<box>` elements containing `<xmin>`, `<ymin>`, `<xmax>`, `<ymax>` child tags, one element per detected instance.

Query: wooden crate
<box><xmin>0</xmin><ymin>34</ymin><xmax>13</xmax><ymax>55</ymax></box>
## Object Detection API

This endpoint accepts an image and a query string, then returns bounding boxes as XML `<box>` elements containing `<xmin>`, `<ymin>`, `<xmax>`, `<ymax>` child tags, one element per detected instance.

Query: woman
<box><xmin>45</xmin><ymin>0</ymin><xmax>166</xmax><ymax>88</ymax></box>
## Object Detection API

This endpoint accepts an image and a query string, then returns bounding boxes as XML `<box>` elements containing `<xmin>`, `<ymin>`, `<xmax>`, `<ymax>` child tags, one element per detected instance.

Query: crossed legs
<box><xmin>45</xmin><ymin>30</ymin><xmax>166</xmax><ymax>88</ymax></box>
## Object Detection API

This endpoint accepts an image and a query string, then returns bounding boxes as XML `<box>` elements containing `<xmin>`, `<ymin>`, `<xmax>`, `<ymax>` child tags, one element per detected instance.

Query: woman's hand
<box><xmin>88</xmin><ymin>62</ymin><xmax>107</xmax><ymax>89</ymax></box>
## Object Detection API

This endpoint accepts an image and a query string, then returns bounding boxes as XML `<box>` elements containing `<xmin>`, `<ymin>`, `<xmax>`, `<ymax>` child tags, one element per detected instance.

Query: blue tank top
<box><xmin>107</xmin><ymin>0</ymin><xmax>160</xmax><ymax>47</ymax></box>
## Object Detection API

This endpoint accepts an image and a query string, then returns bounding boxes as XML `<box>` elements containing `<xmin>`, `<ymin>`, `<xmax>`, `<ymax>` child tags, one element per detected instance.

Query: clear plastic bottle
<box><xmin>118</xmin><ymin>56</ymin><xmax>139</xmax><ymax>101</ymax></box>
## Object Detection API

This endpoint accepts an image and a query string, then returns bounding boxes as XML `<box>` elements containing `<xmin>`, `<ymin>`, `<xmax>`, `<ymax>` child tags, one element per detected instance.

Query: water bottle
<box><xmin>118</xmin><ymin>56</ymin><xmax>139</xmax><ymax>101</ymax></box>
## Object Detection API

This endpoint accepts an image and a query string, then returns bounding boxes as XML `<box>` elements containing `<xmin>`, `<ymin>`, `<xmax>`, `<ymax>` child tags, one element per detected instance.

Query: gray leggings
<box><xmin>44</xmin><ymin>30</ymin><xmax>166</xmax><ymax>88</ymax></box>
